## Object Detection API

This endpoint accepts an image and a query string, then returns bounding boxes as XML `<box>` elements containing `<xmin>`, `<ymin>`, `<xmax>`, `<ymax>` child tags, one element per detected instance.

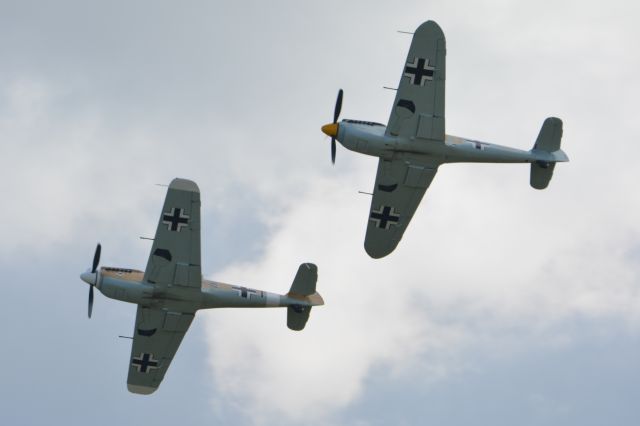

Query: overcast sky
<box><xmin>1</xmin><ymin>1</ymin><xmax>639</xmax><ymax>425</ymax></box>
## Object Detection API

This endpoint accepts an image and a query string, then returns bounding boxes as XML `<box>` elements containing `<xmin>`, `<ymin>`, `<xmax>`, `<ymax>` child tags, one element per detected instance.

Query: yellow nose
<box><xmin>321</xmin><ymin>123</ymin><xmax>339</xmax><ymax>137</ymax></box>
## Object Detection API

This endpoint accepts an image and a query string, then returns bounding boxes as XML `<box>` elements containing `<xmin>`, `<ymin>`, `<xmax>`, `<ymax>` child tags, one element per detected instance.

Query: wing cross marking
<box><xmin>162</xmin><ymin>207</ymin><xmax>190</xmax><ymax>232</ymax></box>
<box><xmin>370</xmin><ymin>205</ymin><xmax>401</xmax><ymax>230</ymax></box>
<box><xmin>131</xmin><ymin>352</ymin><xmax>160</xmax><ymax>373</ymax></box>
<box><xmin>403</xmin><ymin>57</ymin><xmax>434</xmax><ymax>86</ymax></box>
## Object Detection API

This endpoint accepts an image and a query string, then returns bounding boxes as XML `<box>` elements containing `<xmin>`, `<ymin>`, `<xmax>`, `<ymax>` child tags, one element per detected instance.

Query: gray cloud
<box><xmin>1</xmin><ymin>0</ymin><xmax>639</xmax><ymax>425</ymax></box>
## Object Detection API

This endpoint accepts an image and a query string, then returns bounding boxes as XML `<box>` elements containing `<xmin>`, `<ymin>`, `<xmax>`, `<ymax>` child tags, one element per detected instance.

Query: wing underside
<box><xmin>143</xmin><ymin>178</ymin><xmax>202</xmax><ymax>289</ymax></box>
<box><xmin>127</xmin><ymin>306</ymin><xmax>195</xmax><ymax>394</ymax></box>
<box><xmin>129</xmin><ymin>178</ymin><xmax>201</xmax><ymax>394</ymax></box>
<box><xmin>386</xmin><ymin>21</ymin><xmax>446</xmax><ymax>140</ymax></box>
<box><xmin>364</xmin><ymin>155</ymin><xmax>439</xmax><ymax>258</ymax></box>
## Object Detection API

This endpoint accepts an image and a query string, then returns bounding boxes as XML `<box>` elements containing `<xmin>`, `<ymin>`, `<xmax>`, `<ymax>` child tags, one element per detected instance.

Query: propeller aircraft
<box><xmin>80</xmin><ymin>178</ymin><xmax>323</xmax><ymax>394</ymax></box>
<box><xmin>322</xmin><ymin>21</ymin><xmax>569</xmax><ymax>259</ymax></box>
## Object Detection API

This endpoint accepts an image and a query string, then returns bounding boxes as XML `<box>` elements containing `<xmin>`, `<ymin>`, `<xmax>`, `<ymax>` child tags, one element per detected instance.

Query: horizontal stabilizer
<box><xmin>530</xmin><ymin>117</ymin><xmax>567</xmax><ymax>189</ymax></box>
<box><xmin>287</xmin><ymin>305</ymin><xmax>311</xmax><ymax>331</ymax></box>
<box><xmin>289</xmin><ymin>263</ymin><xmax>318</xmax><ymax>296</ymax></box>
<box><xmin>534</xmin><ymin>117</ymin><xmax>563</xmax><ymax>152</ymax></box>
<box><xmin>530</xmin><ymin>161</ymin><xmax>556</xmax><ymax>190</ymax></box>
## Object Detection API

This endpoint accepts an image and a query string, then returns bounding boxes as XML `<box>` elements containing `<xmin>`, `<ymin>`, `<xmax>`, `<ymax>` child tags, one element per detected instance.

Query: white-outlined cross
<box><xmin>162</xmin><ymin>207</ymin><xmax>190</xmax><ymax>232</ymax></box>
<box><xmin>403</xmin><ymin>57</ymin><xmax>435</xmax><ymax>86</ymax></box>
<box><xmin>131</xmin><ymin>352</ymin><xmax>159</xmax><ymax>373</ymax></box>
<box><xmin>370</xmin><ymin>205</ymin><xmax>401</xmax><ymax>230</ymax></box>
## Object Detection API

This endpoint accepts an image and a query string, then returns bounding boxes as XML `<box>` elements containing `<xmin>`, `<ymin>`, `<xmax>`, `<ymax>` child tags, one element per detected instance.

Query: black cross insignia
<box><xmin>403</xmin><ymin>57</ymin><xmax>435</xmax><ymax>86</ymax></box>
<box><xmin>131</xmin><ymin>352</ymin><xmax>159</xmax><ymax>373</ymax></box>
<box><xmin>232</xmin><ymin>286</ymin><xmax>258</xmax><ymax>299</ymax></box>
<box><xmin>370</xmin><ymin>206</ymin><xmax>401</xmax><ymax>230</ymax></box>
<box><xmin>162</xmin><ymin>207</ymin><xmax>190</xmax><ymax>232</ymax></box>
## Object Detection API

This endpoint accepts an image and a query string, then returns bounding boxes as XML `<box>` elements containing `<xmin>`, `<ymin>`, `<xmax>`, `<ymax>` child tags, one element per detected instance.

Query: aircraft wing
<box><xmin>143</xmin><ymin>178</ymin><xmax>202</xmax><ymax>288</ymax></box>
<box><xmin>364</xmin><ymin>155</ymin><xmax>439</xmax><ymax>258</ymax></box>
<box><xmin>386</xmin><ymin>21</ymin><xmax>446</xmax><ymax>140</ymax></box>
<box><xmin>127</xmin><ymin>306</ymin><xmax>195</xmax><ymax>394</ymax></box>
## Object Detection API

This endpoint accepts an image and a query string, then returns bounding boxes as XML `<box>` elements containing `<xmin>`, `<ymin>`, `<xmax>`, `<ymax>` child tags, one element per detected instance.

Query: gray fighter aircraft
<box><xmin>80</xmin><ymin>178</ymin><xmax>323</xmax><ymax>395</ymax></box>
<box><xmin>322</xmin><ymin>20</ymin><xmax>568</xmax><ymax>259</ymax></box>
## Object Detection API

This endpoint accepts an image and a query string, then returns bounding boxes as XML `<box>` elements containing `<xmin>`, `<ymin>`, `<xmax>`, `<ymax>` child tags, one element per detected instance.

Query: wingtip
<box><xmin>364</xmin><ymin>243</ymin><xmax>392</xmax><ymax>259</ymax></box>
<box><xmin>415</xmin><ymin>20</ymin><xmax>444</xmax><ymax>38</ymax></box>
<box><xmin>127</xmin><ymin>384</ymin><xmax>158</xmax><ymax>395</ymax></box>
<box><xmin>169</xmin><ymin>178</ymin><xmax>200</xmax><ymax>193</ymax></box>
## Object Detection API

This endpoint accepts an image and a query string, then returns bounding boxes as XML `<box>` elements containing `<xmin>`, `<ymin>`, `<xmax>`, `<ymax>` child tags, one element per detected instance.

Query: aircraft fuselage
<box><xmin>81</xmin><ymin>267</ymin><xmax>320</xmax><ymax>313</ymax></box>
<box><xmin>336</xmin><ymin>120</ymin><xmax>567</xmax><ymax>165</ymax></box>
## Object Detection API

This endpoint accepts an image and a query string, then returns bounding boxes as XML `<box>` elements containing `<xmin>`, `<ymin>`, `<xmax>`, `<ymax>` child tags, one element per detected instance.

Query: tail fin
<box><xmin>286</xmin><ymin>263</ymin><xmax>323</xmax><ymax>331</ymax></box>
<box><xmin>530</xmin><ymin>117</ymin><xmax>568</xmax><ymax>189</ymax></box>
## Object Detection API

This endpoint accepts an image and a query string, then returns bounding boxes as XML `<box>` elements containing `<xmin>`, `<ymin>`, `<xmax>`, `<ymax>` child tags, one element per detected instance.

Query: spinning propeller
<box><xmin>321</xmin><ymin>89</ymin><xmax>343</xmax><ymax>164</ymax></box>
<box><xmin>81</xmin><ymin>243</ymin><xmax>101</xmax><ymax>318</ymax></box>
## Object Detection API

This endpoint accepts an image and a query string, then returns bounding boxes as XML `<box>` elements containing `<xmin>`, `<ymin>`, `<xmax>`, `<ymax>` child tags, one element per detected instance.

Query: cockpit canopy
<box><xmin>343</xmin><ymin>119</ymin><xmax>385</xmax><ymax>127</ymax></box>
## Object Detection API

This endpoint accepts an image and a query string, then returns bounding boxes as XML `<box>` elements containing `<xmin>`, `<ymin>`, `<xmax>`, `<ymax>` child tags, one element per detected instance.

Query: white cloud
<box><xmin>1</xmin><ymin>1</ymin><xmax>639</xmax><ymax>424</ymax></box>
<box><xmin>203</xmin><ymin>173</ymin><xmax>467</xmax><ymax>424</ymax></box>
<box><xmin>203</xmin><ymin>148</ymin><xmax>640</xmax><ymax>423</ymax></box>
<box><xmin>199</xmin><ymin>6</ymin><xmax>640</xmax><ymax>410</ymax></box>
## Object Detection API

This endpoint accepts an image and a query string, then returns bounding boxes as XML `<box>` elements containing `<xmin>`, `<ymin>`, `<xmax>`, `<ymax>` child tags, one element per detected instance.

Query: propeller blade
<box><xmin>331</xmin><ymin>139</ymin><xmax>336</xmax><ymax>164</ymax></box>
<box><xmin>333</xmin><ymin>89</ymin><xmax>343</xmax><ymax>123</ymax></box>
<box><xmin>91</xmin><ymin>243</ymin><xmax>101</xmax><ymax>273</ymax></box>
<box><xmin>88</xmin><ymin>285</ymin><xmax>94</xmax><ymax>318</ymax></box>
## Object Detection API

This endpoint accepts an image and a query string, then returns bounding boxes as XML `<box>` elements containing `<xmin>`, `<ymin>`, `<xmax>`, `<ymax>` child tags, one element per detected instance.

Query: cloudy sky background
<box><xmin>1</xmin><ymin>0</ymin><xmax>639</xmax><ymax>425</ymax></box>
